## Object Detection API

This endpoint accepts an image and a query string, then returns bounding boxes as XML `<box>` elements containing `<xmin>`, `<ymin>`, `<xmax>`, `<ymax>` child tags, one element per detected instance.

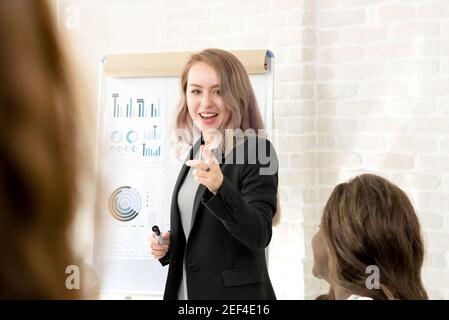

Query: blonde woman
<box><xmin>312</xmin><ymin>174</ymin><xmax>428</xmax><ymax>300</ymax></box>
<box><xmin>150</xmin><ymin>49</ymin><xmax>279</xmax><ymax>300</ymax></box>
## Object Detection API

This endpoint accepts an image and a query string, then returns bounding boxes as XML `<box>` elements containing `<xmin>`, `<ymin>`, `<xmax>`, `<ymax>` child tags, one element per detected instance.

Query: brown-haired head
<box><xmin>0</xmin><ymin>0</ymin><xmax>81</xmax><ymax>299</ymax></box>
<box><xmin>319</xmin><ymin>174</ymin><xmax>427</xmax><ymax>300</ymax></box>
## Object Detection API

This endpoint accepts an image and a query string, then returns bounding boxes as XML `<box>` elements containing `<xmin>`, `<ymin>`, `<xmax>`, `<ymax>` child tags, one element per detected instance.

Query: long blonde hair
<box><xmin>318</xmin><ymin>174</ymin><xmax>428</xmax><ymax>300</ymax></box>
<box><xmin>175</xmin><ymin>49</ymin><xmax>264</xmax><ymax>135</ymax></box>
<box><xmin>174</xmin><ymin>48</ymin><xmax>280</xmax><ymax>225</ymax></box>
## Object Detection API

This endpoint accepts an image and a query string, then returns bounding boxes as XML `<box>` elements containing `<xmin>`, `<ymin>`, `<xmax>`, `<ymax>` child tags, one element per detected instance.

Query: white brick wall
<box><xmin>64</xmin><ymin>0</ymin><xmax>449</xmax><ymax>300</ymax></box>
<box><xmin>312</xmin><ymin>0</ymin><xmax>449</xmax><ymax>300</ymax></box>
<box><xmin>163</xmin><ymin>0</ymin><xmax>449</xmax><ymax>300</ymax></box>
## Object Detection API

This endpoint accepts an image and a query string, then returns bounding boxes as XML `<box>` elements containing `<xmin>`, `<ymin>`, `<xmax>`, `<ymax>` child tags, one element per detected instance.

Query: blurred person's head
<box><xmin>312</xmin><ymin>174</ymin><xmax>428</xmax><ymax>300</ymax></box>
<box><xmin>0</xmin><ymin>0</ymin><xmax>83</xmax><ymax>299</ymax></box>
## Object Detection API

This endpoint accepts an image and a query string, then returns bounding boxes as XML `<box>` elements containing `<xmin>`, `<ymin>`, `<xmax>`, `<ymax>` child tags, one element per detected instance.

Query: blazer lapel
<box><xmin>172</xmin><ymin>158</ymin><xmax>191</xmax><ymax>202</ymax></box>
<box><xmin>190</xmin><ymin>184</ymin><xmax>206</xmax><ymax>229</ymax></box>
<box><xmin>171</xmin><ymin>137</ymin><xmax>202</xmax><ymax>234</ymax></box>
<box><xmin>175</xmin><ymin>136</ymin><xmax>203</xmax><ymax>187</ymax></box>
<box><xmin>172</xmin><ymin>138</ymin><xmax>204</xmax><ymax>231</ymax></box>
<box><xmin>189</xmin><ymin>136</ymin><xmax>207</xmax><ymax>228</ymax></box>
<box><xmin>189</xmin><ymin>144</ymin><xmax>229</xmax><ymax>231</ymax></box>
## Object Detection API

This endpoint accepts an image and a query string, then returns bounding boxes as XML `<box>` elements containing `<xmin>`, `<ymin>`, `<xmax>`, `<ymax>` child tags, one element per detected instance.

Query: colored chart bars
<box><xmin>143</xmin><ymin>125</ymin><xmax>161</xmax><ymax>141</ymax></box>
<box><xmin>142</xmin><ymin>144</ymin><xmax>161</xmax><ymax>157</ymax></box>
<box><xmin>113</xmin><ymin>94</ymin><xmax>161</xmax><ymax>118</ymax></box>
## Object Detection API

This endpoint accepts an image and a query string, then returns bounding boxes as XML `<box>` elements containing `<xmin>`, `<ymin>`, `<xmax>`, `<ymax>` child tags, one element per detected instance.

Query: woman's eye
<box><xmin>213</xmin><ymin>90</ymin><xmax>220</xmax><ymax>95</ymax></box>
<box><xmin>191</xmin><ymin>90</ymin><xmax>201</xmax><ymax>94</ymax></box>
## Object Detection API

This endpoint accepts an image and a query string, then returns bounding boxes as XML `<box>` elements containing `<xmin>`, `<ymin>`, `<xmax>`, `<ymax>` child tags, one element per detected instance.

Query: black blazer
<box><xmin>160</xmin><ymin>136</ymin><xmax>279</xmax><ymax>300</ymax></box>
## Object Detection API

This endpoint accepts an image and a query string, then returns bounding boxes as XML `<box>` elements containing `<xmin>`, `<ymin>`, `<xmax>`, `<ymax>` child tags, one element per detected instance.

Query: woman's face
<box><xmin>312</xmin><ymin>227</ymin><xmax>330</xmax><ymax>281</ymax></box>
<box><xmin>186</xmin><ymin>62</ymin><xmax>229</xmax><ymax>134</ymax></box>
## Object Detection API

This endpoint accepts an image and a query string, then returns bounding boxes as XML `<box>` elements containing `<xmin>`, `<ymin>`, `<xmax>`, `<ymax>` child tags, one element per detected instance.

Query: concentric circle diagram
<box><xmin>109</xmin><ymin>186</ymin><xmax>141</xmax><ymax>221</ymax></box>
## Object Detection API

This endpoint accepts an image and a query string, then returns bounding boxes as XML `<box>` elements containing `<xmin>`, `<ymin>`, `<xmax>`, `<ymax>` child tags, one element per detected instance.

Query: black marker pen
<box><xmin>200</xmin><ymin>133</ymin><xmax>205</xmax><ymax>161</ymax></box>
<box><xmin>152</xmin><ymin>225</ymin><xmax>164</xmax><ymax>245</ymax></box>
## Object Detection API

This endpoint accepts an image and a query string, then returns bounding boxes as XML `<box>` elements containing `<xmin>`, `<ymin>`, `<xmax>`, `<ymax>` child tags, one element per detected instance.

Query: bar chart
<box><xmin>142</xmin><ymin>144</ymin><xmax>161</xmax><ymax>157</ymax></box>
<box><xmin>142</xmin><ymin>125</ymin><xmax>161</xmax><ymax>141</ymax></box>
<box><xmin>113</xmin><ymin>94</ymin><xmax>161</xmax><ymax>118</ymax></box>
<box><xmin>105</xmin><ymin>85</ymin><xmax>166</xmax><ymax>165</ymax></box>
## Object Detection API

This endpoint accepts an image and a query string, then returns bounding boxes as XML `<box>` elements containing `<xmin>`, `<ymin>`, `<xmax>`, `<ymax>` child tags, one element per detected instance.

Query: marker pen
<box><xmin>152</xmin><ymin>225</ymin><xmax>164</xmax><ymax>245</ymax></box>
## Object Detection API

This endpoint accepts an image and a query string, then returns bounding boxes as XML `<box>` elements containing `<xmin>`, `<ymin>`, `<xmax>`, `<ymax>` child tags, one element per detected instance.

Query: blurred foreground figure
<box><xmin>0</xmin><ymin>0</ymin><xmax>88</xmax><ymax>299</ymax></box>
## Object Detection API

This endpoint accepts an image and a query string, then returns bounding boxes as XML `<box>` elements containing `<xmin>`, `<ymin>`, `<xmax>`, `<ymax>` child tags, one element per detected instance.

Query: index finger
<box><xmin>185</xmin><ymin>159</ymin><xmax>209</xmax><ymax>171</ymax></box>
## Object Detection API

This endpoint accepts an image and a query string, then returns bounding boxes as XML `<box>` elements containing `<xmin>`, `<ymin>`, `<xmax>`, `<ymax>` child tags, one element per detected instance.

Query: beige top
<box><xmin>176</xmin><ymin>151</ymin><xmax>201</xmax><ymax>300</ymax></box>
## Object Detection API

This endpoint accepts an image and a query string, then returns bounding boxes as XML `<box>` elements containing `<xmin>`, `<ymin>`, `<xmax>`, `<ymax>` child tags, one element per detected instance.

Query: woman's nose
<box><xmin>200</xmin><ymin>93</ymin><xmax>213</xmax><ymax>107</ymax></box>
